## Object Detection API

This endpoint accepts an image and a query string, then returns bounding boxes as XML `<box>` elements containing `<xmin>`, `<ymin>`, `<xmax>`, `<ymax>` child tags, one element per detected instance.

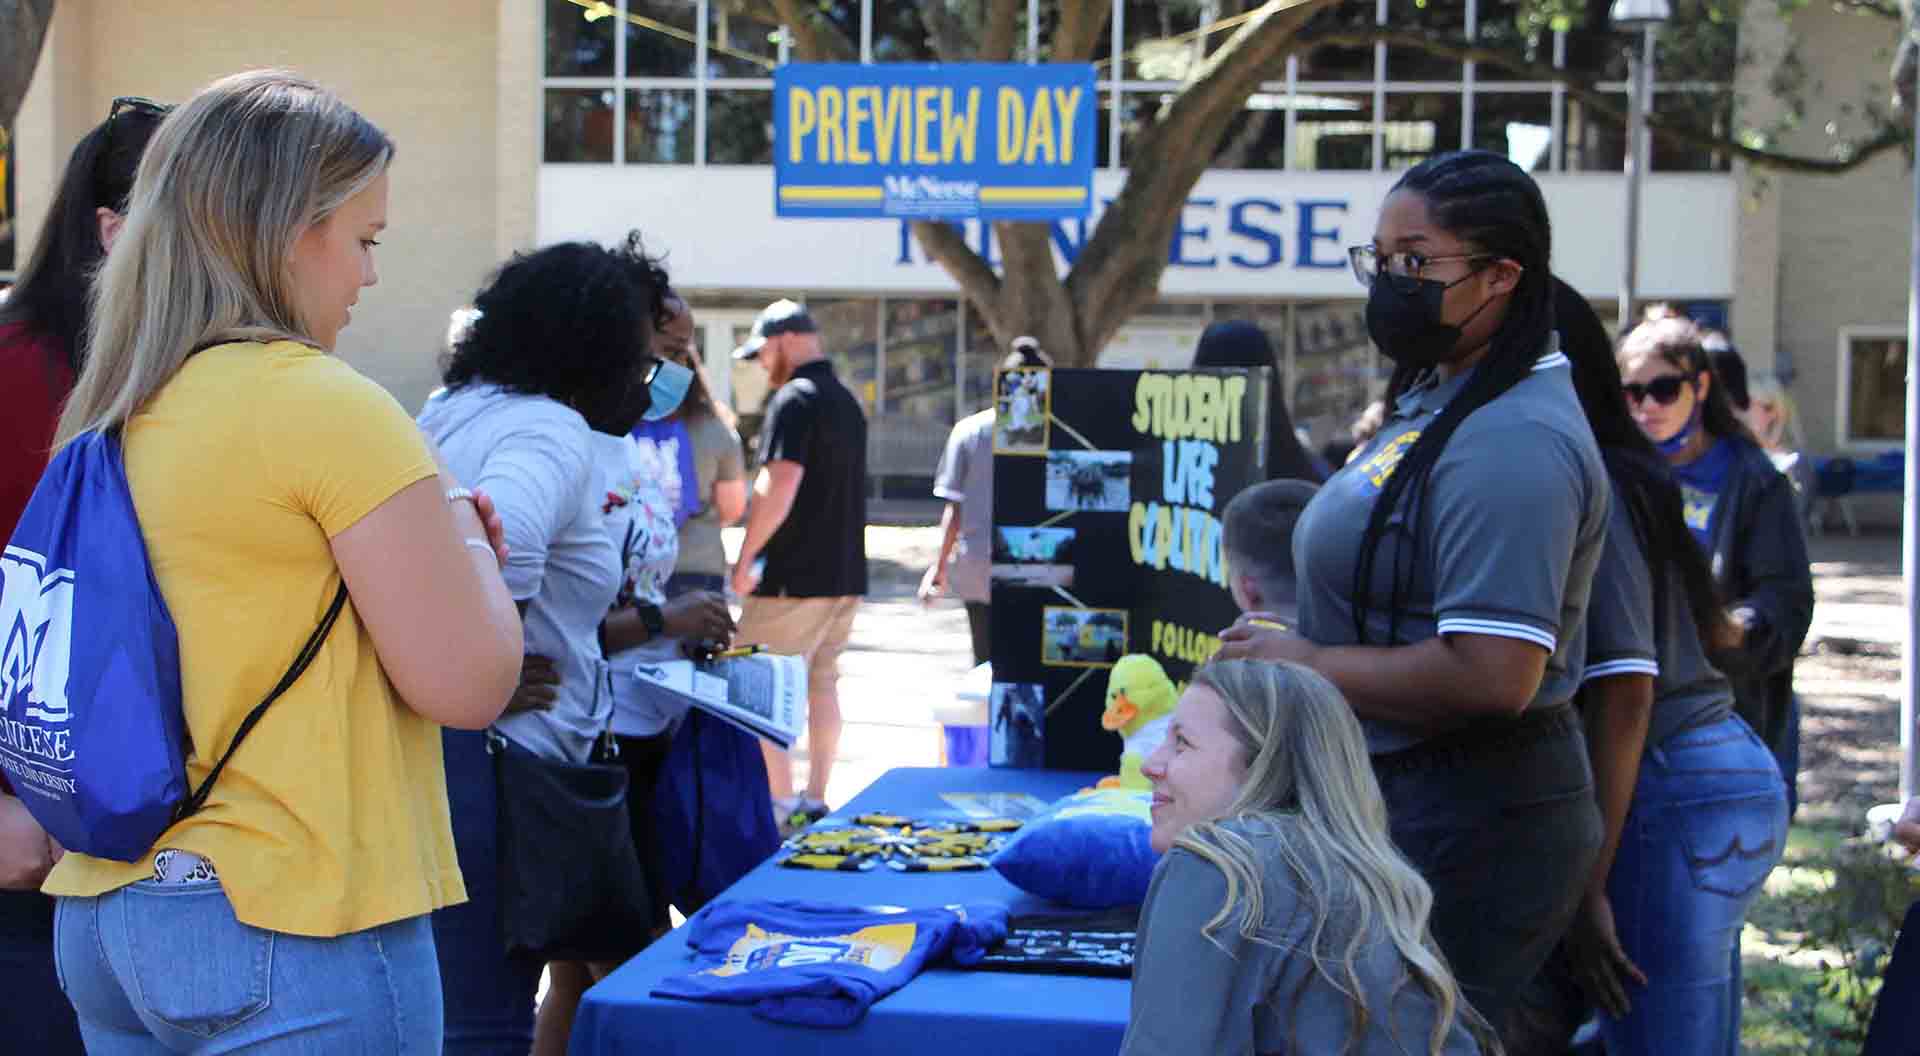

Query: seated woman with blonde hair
<box><xmin>1123</xmin><ymin>659</ymin><xmax>1495</xmax><ymax>1055</ymax></box>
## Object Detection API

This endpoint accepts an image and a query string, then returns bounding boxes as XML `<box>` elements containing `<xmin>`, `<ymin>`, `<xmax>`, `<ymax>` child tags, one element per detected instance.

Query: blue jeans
<box><xmin>53</xmin><ymin>881</ymin><xmax>440</xmax><ymax>1054</ymax></box>
<box><xmin>432</xmin><ymin>727</ymin><xmax>541</xmax><ymax>1054</ymax></box>
<box><xmin>1601</xmin><ymin>714</ymin><xmax>1788</xmax><ymax>1056</ymax></box>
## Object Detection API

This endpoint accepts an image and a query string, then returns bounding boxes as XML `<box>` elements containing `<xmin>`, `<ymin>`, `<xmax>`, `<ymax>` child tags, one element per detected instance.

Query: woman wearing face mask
<box><xmin>1124</xmin><ymin>659</ymin><xmax>1492</xmax><ymax>1055</ymax></box>
<box><xmin>417</xmin><ymin>234</ymin><xmax>694</xmax><ymax>1053</ymax></box>
<box><xmin>0</xmin><ymin>95</ymin><xmax>166</xmax><ymax>1056</ymax></box>
<box><xmin>1617</xmin><ymin>319</ymin><xmax>1813</xmax><ymax>816</ymax></box>
<box><xmin>1219</xmin><ymin>151</ymin><xmax>1608</xmax><ymax>1038</ymax></box>
<box><xmin>1528</xmin><ymin>281</ymin><xmax>1786</xmax><ymax>1055</ymax></box>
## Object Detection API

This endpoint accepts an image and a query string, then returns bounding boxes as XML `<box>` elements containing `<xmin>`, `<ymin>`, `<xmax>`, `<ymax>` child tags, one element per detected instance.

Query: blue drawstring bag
<box><xmin>2</xmin><ymin>431</ymin><xmax>341</xmax><ymax>862</ymax></box>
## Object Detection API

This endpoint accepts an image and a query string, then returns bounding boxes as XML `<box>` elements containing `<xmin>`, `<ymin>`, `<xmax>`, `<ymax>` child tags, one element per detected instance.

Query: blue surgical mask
<box><xmin>1654</xmin><ymin>404</ymin><xmax>1702</xmax><ymax>456</ymax></box>
<box><xmin>641</xmin><ymin>358</ymin><xmax>694</xmax><ymax>422</ymax></box>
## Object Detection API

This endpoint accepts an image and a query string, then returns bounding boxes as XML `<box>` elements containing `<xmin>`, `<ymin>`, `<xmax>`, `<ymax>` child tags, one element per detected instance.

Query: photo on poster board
<box><xmin>990</xmin><ymin>682</ymin><xmax>1047</xmax><ymax>768</ymax></box>
<box><xmin>994</xmin><ymin>368</ymin><xmax>1051</xmax><ymax>454</ymax></box>
<box><xmin>991</xmin><ymin>526</ymin><xmax>1076</xmax><ymax>587</ymax></box>
<box><xmin>1045</xmin><ymin>450</ymin><xmax>1131</xmax><ymax>512</ymax></box>
<box><xmin>1041</xmin><ymin>606</ymin><xmax>1129</xmax><ymax>669</ymax></box>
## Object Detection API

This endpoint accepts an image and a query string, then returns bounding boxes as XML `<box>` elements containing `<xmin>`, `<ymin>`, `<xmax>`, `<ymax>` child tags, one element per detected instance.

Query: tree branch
<box><xmin>0</xmin><ymin>0</ymin><xmax>57</xmax><ymax>136</ymax></box>
<box><xmin>1069</xmin><ymin>0</ymin><xmax>1344</xmax><ymax>353</ymax></box>
<box><xmin>981</xmin><ymin>0</ymin><xmax>1023</xmax><ymax>63</ymax></box>
<box><xmin>918</xmin><ymin>0</ymin><xmax>971</xmax><ymax>64</ymax></box>
<box><xmin>1296</xmin><ymin>27</ymin><xmax>1910</xmax><ymax>175</ymax></box>
<box><xmin>911</xmin><ymin>220</ymin><xmax>1001</xmax><ymax>318</ymax></box>
<box><xmin>767</xmin><ymin>0</ymin><xmax>856</xmax><ymax>62</ymax></box>
<box><xmin>1053</xmin><ymin>0</ymin><xmax>1112</xmax><ymax>62</ymax></box>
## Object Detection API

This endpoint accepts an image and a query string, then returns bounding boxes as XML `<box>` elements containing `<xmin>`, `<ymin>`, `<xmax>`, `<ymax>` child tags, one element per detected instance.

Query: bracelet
<box><xmin>463</xmin><ymin>538</ymin><xmax>497</xmax><ymax>560</ymax></box>
<box><xmin>446</xmin><ymin>487</ymin><xmax>476</xmax><ymax>507</ymax></box>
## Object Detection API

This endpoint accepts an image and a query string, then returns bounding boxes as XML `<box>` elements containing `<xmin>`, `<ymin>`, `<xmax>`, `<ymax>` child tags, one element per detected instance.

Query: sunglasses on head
<box><xmin>1621</xmin><ymin>375</ymin><xmax>1692</xmax><ymax>406</ymax></box>
<box><xmin>96</xmin><ymin>96</ymin><xmax>172</xmax><ymax>204</ymax></box>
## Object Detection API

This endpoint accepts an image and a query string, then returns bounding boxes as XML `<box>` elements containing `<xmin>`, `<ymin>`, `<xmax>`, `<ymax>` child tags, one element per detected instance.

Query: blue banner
<box><xmin>774</xmin><ymin>63</ymin><xmax>1096</xmax><ymax>222</ymax></box>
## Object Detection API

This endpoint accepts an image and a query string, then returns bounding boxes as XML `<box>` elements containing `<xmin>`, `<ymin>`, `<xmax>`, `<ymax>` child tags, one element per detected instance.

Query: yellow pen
<box><xmin>1249</xmin><ymin>619</ymin><xmax>1289</xmax><ymax>632</ymax></box>
<box><xmin>711</xmin><ymin>644</ymin><xmax>765</xmax><ymax>660</ymax></box>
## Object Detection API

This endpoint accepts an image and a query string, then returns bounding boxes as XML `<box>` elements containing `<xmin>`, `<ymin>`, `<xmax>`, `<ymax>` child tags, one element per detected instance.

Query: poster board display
<box><xmin>989</xmin><ymin>367</ymin><xmax>1270</xmax><ymax>772</ymax></box>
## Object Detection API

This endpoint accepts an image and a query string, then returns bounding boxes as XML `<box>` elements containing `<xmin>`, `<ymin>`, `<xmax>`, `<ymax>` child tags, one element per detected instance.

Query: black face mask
<box><xmin>581</xmin><ymin>368</ymin><xmax>653</xmax><ymax>436</ymax></box>
<box><xmin>1364</xmin><ymin>271</ymin><xmax>1496</xmax><ymax>369</ymax></box>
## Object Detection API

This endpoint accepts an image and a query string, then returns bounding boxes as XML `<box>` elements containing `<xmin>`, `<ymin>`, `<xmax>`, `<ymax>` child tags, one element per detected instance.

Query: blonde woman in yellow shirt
<box><xmin>42</xmin><ymin>70</ymin><xmax>522</xmax><ymax>1054</ymax></box>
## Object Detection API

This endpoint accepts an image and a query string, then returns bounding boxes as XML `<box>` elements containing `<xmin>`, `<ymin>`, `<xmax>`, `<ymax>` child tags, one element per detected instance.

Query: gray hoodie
<box><xmin>417</xmin><ymin>384</ymin><xmax>618</xmax><ymax>764</ymax></box>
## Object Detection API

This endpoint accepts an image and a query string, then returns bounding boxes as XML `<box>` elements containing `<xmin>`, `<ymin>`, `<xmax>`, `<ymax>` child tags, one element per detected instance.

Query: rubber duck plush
<box><xmin>1097</xmin><ymin>654</ymin><xmax>1178</xmax><ymax>790</ymax></box>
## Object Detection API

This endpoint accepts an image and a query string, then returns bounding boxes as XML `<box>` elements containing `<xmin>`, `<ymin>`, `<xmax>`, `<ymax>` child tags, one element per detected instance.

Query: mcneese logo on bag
<box><xmin>2</xmin><ymin>431</ymin><xmax>188</xmax><ymax>862</ymax></box>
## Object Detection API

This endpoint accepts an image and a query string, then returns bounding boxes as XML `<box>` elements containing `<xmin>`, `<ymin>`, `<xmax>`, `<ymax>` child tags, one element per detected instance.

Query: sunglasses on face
<box><xmin>1621</xmin><ymin>375</ymin><xmax>1692</xmax><ymax>406</ymax></box>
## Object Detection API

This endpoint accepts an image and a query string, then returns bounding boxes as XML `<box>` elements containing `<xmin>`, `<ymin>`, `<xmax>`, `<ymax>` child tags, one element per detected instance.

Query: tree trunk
<box><xmin>0</xmin><ymin>0</ymin><xmax>56</xmax><ymax>138</ymax></box>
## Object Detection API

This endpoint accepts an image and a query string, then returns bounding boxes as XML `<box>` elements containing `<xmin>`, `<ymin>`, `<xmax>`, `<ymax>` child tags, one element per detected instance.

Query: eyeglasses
<box><xmin>1621</xmin><ymin>375</ymin><xmax>1692</xmax><ymax>406</ymax></box>
<box><xmin>1347</xmin><ymin>245</ymin><xmax>1495</xmax><ymax>290</ymax></box>
<box><xmin>96</xmin><ymin>96</ymin><xmax>171</xmax><ymax>206</ymax></box>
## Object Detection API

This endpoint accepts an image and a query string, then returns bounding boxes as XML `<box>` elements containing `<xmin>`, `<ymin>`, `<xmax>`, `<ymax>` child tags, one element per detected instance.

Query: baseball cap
<box><xmin>733</xmin><ymin>299</ymin><xmax>818</xmax><ymax>360</ymax></box>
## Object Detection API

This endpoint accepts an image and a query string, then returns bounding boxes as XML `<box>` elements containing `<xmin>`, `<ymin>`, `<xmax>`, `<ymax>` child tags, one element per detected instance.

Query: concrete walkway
<box><xmin>733</xmin><ymin>524</ymin><xmax>1910</xmax><ymax>814</ymax></box>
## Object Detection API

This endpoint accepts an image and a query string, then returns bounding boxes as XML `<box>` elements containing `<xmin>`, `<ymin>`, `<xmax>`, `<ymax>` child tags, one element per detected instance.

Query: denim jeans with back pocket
<box><xmin>54</xmin><ymin>879</ymin><xmax>442</xmax><ymax>1055</ymax></box>
<box><xmin>1601</xmin><ymin>714</ymin><xmax>1788</xmax><ymax>1056</ymax></box>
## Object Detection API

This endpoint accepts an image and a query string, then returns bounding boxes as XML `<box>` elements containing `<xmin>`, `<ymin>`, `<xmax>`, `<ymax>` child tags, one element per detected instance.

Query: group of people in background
<box><xmin>0</xmin><ymin>70</ymin><xmax>869</xmax><ymax>1054</ymax></box>
<box><xmin>0</xmin><ymin>61</ymin><xmax>1852</xmax><ymax>1056</ymax></box>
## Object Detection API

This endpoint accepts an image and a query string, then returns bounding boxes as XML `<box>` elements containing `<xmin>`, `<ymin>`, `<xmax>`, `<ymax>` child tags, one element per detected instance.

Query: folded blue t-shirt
<box><xmin>653</xmin><ymin>900</ymin><xmax>1010</xmax><ymax>1027</ymax></box>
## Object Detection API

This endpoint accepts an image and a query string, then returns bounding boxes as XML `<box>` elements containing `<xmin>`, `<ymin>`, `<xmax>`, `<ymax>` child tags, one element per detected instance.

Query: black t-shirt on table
<box><xmin>756</xmin><ymin>360</ymin><xmax>869</xmax><ymax>597</ymax></box>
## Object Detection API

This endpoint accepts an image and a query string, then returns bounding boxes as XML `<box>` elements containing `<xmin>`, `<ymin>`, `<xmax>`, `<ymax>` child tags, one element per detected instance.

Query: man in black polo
<box><xmin>730</xmin><ymin>299</ymin><xmax>868</xmax><ymax>831</ymax></box>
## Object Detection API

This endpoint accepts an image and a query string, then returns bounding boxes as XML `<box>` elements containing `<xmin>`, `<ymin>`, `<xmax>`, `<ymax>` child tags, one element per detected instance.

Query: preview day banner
<box><xmin>773</xmin><ymin>62</ymin><xmax>1095</xmax><ymax>221</ymax></box>
<box><xmin>988</xmin><ymin>367</ymin><xmax>1270</xmax><ymax>772</ymax></box>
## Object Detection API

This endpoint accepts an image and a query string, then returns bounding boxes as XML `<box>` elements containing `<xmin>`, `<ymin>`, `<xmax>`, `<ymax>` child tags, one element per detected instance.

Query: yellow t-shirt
<box><xmin>42</xmin><ymin>341</ymin><xmax>465</xmax><ymax>937</ymax></box>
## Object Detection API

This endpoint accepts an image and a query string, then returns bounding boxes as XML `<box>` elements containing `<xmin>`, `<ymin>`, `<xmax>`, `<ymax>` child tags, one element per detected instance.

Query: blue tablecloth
<box><xmin>570</xmin><ymin>766</ymin><xmax>1130</xmax><ymax>1055</ymax></box>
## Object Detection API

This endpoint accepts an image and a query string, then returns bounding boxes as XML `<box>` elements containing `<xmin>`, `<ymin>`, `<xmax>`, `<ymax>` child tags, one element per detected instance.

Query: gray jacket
<box><xmin>1122</xmin><ymin>818</ymin><xmax>1484</xmax><ymax>1055</ymax></box>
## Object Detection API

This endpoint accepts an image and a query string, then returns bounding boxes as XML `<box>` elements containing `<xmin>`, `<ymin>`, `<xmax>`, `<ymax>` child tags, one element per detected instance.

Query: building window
<box><xmin>539</xmin><ymin>0</ymin><xmax>1732</xmax><ymax>174</ymax></box>
<box><xmin>1839</xmin><ymin>328</ymin><xmax>1908</xmax><ymax>447</ymax></box>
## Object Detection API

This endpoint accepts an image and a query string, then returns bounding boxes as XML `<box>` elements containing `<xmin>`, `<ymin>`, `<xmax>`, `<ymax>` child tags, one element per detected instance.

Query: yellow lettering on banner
<box><xmin>1169</xmin><ymin>376</ymin><xmax>1194</xmax><ymax>439</ymax></box>
<box><xmin>943</xmin><ymin>87</ymin><xmax>981</xmax><ymax>164</ymax></box>
<box><xmin>845</xmin><ymin>87</ymin><xmax>874</xmax><ymax>164</ymax></box>
<box><xmin>1150</xmin><ymin>620</ymin><xmax>1223</xmax><ymax>666</ymax></box>
<box><xmin>913</xmin><ymin>86</ymin><xmax>940</xmax><ymax>164</ymax></box>
<box><xmin>1132</xmin><ymin>374</ymin><xmax>1170</xmax><ymax>436</ymax></box>
<box><xmin>1191</xmin><ymin>376</ymin><xmax>1216</xmax><ymax>442</ymax></box>
<box><xmin>1053</xmin><ymin>87</ymin><xmax>1083</xmax><ymax>163</ymax></box>
<box><xmin>1222</xmin><ymin>376</ymin><xmax>1246</xmax><ymax>443</ymax></box>
<box><xmin>1024</xmin><ymin>86</ymin><xmax>1057</xmax><ymax>164</ymax></box>
<box><xmin>818</xmin><ymin>86</ymin><xmax>845</xmax><ymax>163</ymax></box>
<box><xmin>1128</xmin><ymin>504</ymin><xmax>1147</xmax><ymax>565</ymax></box>
<box><xmin>788</xmin><ymin>89</ymin><xmax>817</xmax><ymax>164</ymax></box>
<box><xmin>997</xmin><ymin>87</ymin><xmax>1024</xmax><ymax>163</ymax></box>
<box><xmin>1154</xmin><ymin>504</ymin><xmax>1173</xmax><ymax>570</ymax></box>
<box><xmin>1133</xmin><ymin>371</ymin><xmax>1252</xmax><ymax>443</ymax></box>
<box><xmin>877</xmin><ymin>87</ymin><xmax>909</xmax><ymax>163</ymax></box>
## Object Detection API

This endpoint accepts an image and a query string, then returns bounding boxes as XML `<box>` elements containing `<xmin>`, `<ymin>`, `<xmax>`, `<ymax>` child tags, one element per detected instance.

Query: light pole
<box><xmin>1612</xmin><ymin>0</ymin><xmax>1671</xmax><ymax>335</ymax></box>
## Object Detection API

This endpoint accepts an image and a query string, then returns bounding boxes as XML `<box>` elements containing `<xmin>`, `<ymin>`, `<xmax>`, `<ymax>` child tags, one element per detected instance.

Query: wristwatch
<box><xmin>634</xmin><ymin>602</ymin><xmax>666</xmax><ymax>637</ymax></box>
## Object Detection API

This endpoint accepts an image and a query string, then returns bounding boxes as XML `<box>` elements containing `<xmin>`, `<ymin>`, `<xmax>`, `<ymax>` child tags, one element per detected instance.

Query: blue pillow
<box><xmin>991</xmin><ymin>789</ymin><xmax>1160</xmax><ymax>908</ymax></box>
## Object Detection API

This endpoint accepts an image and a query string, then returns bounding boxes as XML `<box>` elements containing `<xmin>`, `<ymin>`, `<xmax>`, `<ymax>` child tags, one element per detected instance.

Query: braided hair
<box><xmin>1352</xmin><ymin>152</ymin><xmax>1557</xmax><ymax>645</ymax></box>
<box><xmin>1555</xmin><ymin>279</ymin><xmax>1730</xmax><ymax>651</ymax></box>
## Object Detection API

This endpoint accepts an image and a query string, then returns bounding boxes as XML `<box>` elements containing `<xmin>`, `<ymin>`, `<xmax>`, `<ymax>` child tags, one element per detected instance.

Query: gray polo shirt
<box><xmin>1580</xmin><ymin>480</ymin><xmax>1735</xmax><ymax>748</ymax></box>
<box><xmin>932</xmin><ymin>409</ymin><xmax>994</xmax><ymax>604</ymax></box>
<box><xmin>1292</xmin><ymin>344</ymin><xmax>1609</xmax><ymax>753</ymax></box>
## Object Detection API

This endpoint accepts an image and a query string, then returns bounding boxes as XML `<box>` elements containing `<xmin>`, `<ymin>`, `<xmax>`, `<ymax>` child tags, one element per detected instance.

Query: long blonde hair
<box><xmin>56</xmin><ymin>69</ymin><xmax>393</xmax><ymax>444</ymax></box>
<box><xmin>1175</xmin><ymin>660</ymin><xmax>1497</xmax><ymax>1056</ymax></box>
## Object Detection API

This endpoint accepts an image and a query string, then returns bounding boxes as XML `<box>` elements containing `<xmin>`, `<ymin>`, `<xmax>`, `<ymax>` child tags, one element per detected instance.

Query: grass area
<box><xmin>1740</xmin><ymin>819</ymin><xmax>1917</xmax><ymax>1053</ymax></box>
